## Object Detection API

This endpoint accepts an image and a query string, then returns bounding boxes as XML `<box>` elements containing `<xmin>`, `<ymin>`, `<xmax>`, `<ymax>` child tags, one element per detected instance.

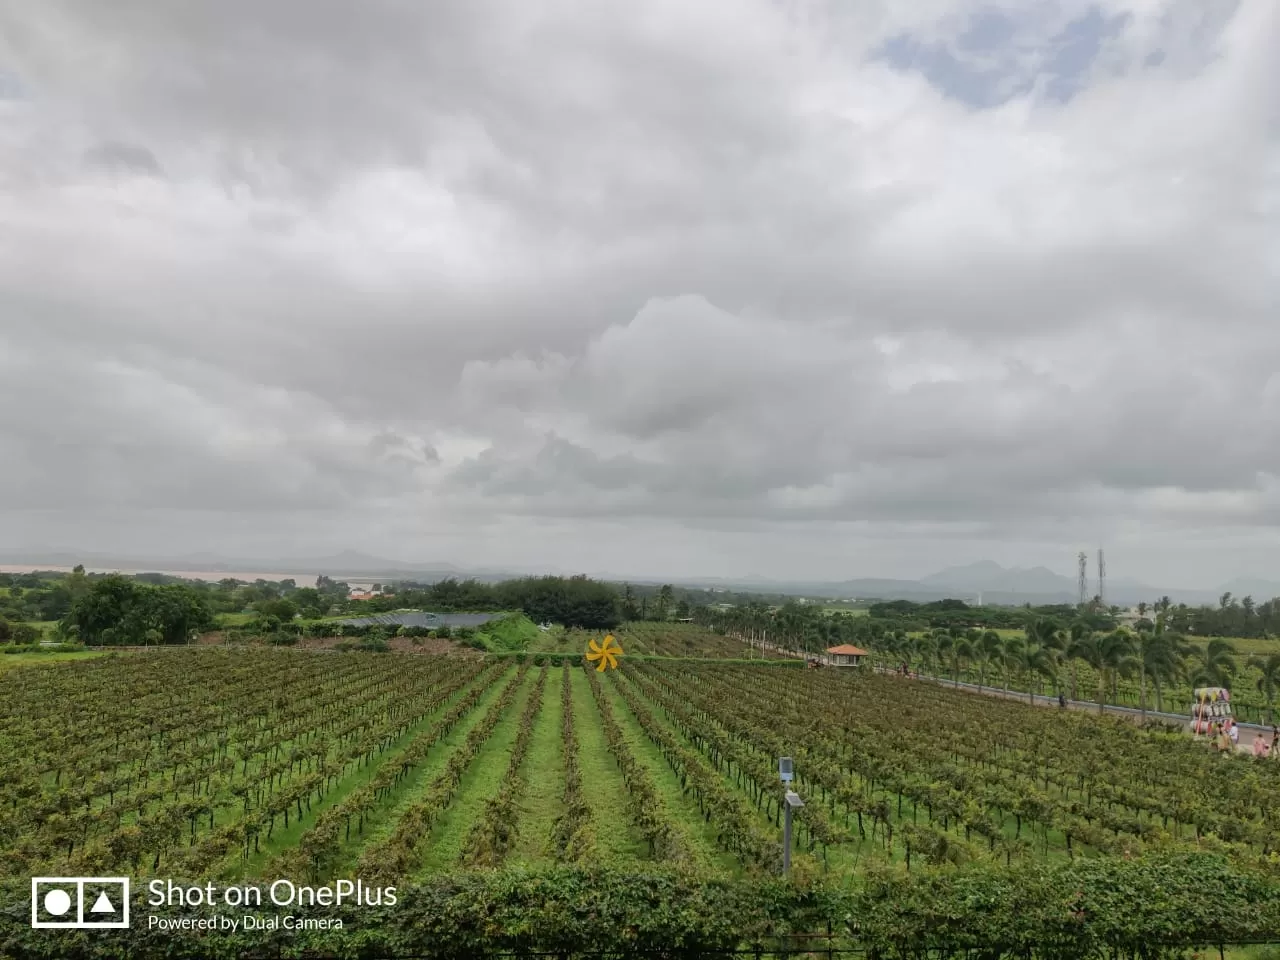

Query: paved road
<box><xmin>734</xmin><ymin>637</ymin><xmax>1276</xmax><ymax>756</ymax></box>
<box><xmin>896</xmin><ymin>669</ymin><xmax>1277</xmax><ymax>755</ymax></box>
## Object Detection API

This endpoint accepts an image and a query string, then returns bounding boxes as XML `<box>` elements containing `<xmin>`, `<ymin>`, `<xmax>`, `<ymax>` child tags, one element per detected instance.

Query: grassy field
<box><xmin>0</xmin><ymin>648</ymin><xmax>101</xmax><ymax>673</ymax></box>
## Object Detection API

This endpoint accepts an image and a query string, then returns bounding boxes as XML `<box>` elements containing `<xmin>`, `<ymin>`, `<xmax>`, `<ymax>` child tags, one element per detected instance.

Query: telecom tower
<box><xmin>1077</xmin><ymin>551</ymin><xmax>1088</xmax><ymax>607</ymax></box>
<box><xmin>1097</xmin><ymin>548</ymin><xmax>1106</xmax><ymax>608</ymax></box>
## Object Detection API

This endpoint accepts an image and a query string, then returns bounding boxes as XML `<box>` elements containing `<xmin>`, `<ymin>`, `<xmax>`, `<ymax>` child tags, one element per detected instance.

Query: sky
<box><xmin>0</xmin><ymin>0</ymin><xmax>1276</xmax><ymax>587</ymax></box>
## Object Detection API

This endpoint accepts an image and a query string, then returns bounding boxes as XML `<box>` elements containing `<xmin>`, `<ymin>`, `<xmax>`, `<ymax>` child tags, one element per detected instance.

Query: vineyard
<box><xmin>5</xmin><ymin>638</ymin><xmax>1280</xmax><ymax>888</ymax></box>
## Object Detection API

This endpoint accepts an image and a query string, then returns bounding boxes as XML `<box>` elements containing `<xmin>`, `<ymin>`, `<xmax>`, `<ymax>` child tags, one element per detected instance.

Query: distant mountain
<box><xmin>6</xmin><ymin>547</ymin><xmax>1280</xmax><ymax>608</ymax></box>
<box><xmin>1217</xmin><ymin>578</ymin><xmax>1280</xmax><ymax>601</ymax></box>
<box><xmin>921</xmin><ymin>560</ymin><xmax>1077</xmax><ymax>594</ymax></box>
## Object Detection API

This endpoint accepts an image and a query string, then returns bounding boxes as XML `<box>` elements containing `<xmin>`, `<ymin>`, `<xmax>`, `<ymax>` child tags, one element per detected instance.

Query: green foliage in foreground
<box><xmin>3</xmin><ymin>856</ymin><xmax>1279</xmax><ymax>958</ymax></box>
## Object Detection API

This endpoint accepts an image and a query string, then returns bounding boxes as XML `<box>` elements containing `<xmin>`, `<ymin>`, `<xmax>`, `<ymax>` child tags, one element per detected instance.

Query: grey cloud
<box><xmin>83</xmin><ymin>140</ymin><xmax>162</xmax><ymax>176</ymax></box>
<box><xmin>0</xmin><ymin>0</ymin><xmax>1276</xmax><ymax>584</ymax></box>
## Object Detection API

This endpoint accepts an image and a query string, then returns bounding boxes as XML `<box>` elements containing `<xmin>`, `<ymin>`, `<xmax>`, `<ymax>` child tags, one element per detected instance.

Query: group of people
<box><xmin>1198</xmin><ymin>719</ymin><xmax>1280</xmax><ymax>757</ymax></box>
<box><xmin>1250</xmin><ymin>725</ymin><xmax>1280</xmax><ymax>758</ymax></box>
<box><xmin>1204</xmin><ymin>718</ymin><xmax>1242</xmax><ymax>753</ymax></box>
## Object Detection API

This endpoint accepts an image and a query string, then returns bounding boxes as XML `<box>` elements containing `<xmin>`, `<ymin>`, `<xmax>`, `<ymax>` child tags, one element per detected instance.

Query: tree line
<box><xmin>699</xmin><ymin>600</ymin><xmax>1280</xmax><ymax>722</ymax></box>
<box><xmin>1</xmin><ymin>570</ymin><xmax>645</xmax><ymax>645</ymax></box>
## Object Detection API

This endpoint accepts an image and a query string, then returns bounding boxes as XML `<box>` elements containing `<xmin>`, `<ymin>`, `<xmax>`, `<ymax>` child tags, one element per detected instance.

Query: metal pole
<box><xmin>783</xmin><ymin>801</ymin><xmax>793</xmax><ymax>874</ymax></box>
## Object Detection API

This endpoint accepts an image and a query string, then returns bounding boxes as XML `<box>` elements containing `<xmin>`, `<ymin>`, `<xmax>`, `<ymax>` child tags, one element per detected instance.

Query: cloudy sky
<box><xmin>0</xmin><ymin>0</ymin><xmax>1276</xmax><ymax>586</ymax></box>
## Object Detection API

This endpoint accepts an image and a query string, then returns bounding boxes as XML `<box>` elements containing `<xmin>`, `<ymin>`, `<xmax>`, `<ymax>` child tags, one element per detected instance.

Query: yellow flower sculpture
<box><xmin>586</xmin><ymin>634</ymin><xmax>623</xmax><ymax>672</ymax></box>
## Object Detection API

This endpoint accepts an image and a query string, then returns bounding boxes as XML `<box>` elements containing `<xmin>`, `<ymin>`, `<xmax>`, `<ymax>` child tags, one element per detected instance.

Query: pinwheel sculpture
<box><xmin>585</xmin><ymin>633</ymin><xmax>623</xmax><ymax>672</ymax></box>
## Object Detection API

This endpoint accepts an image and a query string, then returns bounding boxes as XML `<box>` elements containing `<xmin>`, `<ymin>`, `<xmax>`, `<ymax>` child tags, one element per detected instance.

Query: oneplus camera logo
<box><xmin>31</xmin><ymin>877</ymin><xmax>130</xmax><ymax>928</ymax></box>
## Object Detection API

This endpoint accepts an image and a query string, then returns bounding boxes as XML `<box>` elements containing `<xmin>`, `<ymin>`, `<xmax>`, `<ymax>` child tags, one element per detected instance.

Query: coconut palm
<box><xmin>1099</xmin><ymin>629</ymin><xmax>1139</xmax><ymax>706</ymax></box>
<box><xmin>999</xmin><ymin>634</ymin><xmax>1022</xmax><ymax>694</ymax></box>
<box><xmin>1004</xmin><ymin>635</ymin><xmax>1055</xmax><ymax>704</ymax></box>
<box><xmin>1141</xmin><ymin>629</ymin><xmax>1194</xmax><ymax>715</ymax></box>
<box><xmin>1190</xmin><ymin>639</ymin><xmax>1238</xmax><ymax>690</ymax></box>
<box><xmin>935</xmin><ymin>630</ymin><xmax>955</xmax><ymax>683</ymax></box>
<box><xmin>1065</xmin><ymin>621</ymin><xmax>1094</xmax><ymax>701</ymax></box>
<box><xmin>1247</xmin><ymin>653</ymin><xmax>1280</xmax><ymax>725</ymax></box>
<box><xmin>1068</xmin><ymin>631</ymin><xmax>1108</xmax><ymax>713</ymax></box>
<box><xmin>972</xmin><ymin>629</ymin><xmax>1003</xmax><ymax>692</ymax></box>
<box><xmin>953</xmin><ymin>633</ymin><xmax>977</xmax><ymax>688</ymax></box>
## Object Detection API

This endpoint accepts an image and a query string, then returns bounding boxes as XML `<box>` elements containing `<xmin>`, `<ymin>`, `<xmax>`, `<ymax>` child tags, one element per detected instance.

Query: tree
<box><xmin>654</xmin><ymin>585</ymin><xmax>674</xmax><ymax>622</ymax></box>
<box><xmin>1065</xmin><ymin>621</ymin><xmax>1095</xmax><ymax>701</ymax></box>
<box><xmin>1098</xmin><ymin>629</ymin><xmax>1138</xmax><ymax>709</ymax></box>
<box><xmin>620</xmin><ymin>584</ymin><xmax>641</xmax><ymax>622</ymax></box>
<box><xmin>63</xmin><ymin>576</ymin><xmax>213</xmax><ymax>646</ymax></box>
<box><xmin>1191</xmin><ymin>639</ymin><xmax>1238</xmax><ymax>690</ymax></box>
<box><xmin>972</xmin><ymin>630</ymin><xmax>1003</xmax><ymax>691</ymax></box>
<box><xmin>1141</xmin><ymin>629</ymin><xmax>1193</xmax><ymax>715</ymax></box>
<box><xmin>13</xmin><ymin>623</ymin><xmax>39</xmax><ymax>644</ymax></box>
<box><xmin>1003</xmin><ymin>636</ymin><xmax>1053</xmax><ymax>703</ymax></box>
<box><xmin>255</xmin><ymin>598</ymin><xmax>299</xmax><ymax>623</ymax></box>
<box><xmin>1247</xmin><ymin>653</ymin><xmax>1280</xmax><ymax>725</ymax></box>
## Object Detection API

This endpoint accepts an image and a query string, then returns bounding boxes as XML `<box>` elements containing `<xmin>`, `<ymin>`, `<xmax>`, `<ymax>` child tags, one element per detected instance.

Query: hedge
<box><xmin>3</xmin><ymin>855</ymin><xmax>1279</xmax><ymax>958</ymax></box>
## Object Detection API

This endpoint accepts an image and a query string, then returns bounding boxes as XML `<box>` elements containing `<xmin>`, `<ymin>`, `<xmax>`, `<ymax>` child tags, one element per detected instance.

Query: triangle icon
<box><xmin>90</xmin><ymin>891</ymin><xmax>115</xmax><ymax>913</ymax></box>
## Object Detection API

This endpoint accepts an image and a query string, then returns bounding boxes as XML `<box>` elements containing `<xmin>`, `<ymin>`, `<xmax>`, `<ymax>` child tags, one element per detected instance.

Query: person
<box><xmin>1229</xmin><ymin>719</ymin><xmax>1240</xmax><ymax>749</ymax></box>
<box><xmin>1058</xmin><ymin>691</ymin><xmax>1066</xmax><ymax>709</ymax></box>
<box><xmin>1253</xmin><ymin>733</ymin><xmax>1269</xmax><ymax>758</ymax></box>
<box><xmin>1217</xmin><ymin>726</ymin><xmax>1232</xmax><ymax>753</ymax></box>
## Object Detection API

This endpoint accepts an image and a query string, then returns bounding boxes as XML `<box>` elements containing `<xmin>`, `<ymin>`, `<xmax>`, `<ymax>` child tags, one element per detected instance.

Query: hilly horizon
<box><xmin>5</xmin><ymin>548</ymin><xmax>1280</xmax><ymax>607</ymax></box>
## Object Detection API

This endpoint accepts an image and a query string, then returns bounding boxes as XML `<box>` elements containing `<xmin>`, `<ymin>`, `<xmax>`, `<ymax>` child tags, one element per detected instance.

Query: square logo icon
<box><xmin>31</xmin><ymin>877</ymin><xmax>130</xmax><ymax>929</ymax></box>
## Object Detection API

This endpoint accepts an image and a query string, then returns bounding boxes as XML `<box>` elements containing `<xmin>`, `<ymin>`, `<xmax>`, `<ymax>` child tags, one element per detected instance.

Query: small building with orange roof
<box><xmin>825</xmin><ymin>644</ymin><xmax>868</xmax><ymax>667</ymax></box>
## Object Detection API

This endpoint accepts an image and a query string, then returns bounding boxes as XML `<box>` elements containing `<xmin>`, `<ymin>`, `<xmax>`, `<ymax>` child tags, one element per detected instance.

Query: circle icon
<box><xmin>44</xmin><ymin>889</ymin><xmax>72</xmax><ymax>916</ymax></box>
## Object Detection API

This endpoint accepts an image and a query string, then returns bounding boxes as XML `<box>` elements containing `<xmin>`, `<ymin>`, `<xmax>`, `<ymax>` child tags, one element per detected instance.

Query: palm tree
<box><xmin>1065</xmin><ymin>621</ymin><xmax>1094</xmax><ymax>701</ymax></box>
<box><xmin>1005</xmin><ymin>636</ymin><xmax>1054</xmax><ymax>704</ymax></box>
<box><xmin>1142</xmin><ymin>629</ymin><xmax>1194</xmax><ymax>715</ymax></box>
<box><xmin>1099</xmin><ymin>629</ymin><xmax>1139</xmax><ymax>707</ymax></box>
<box><xmin>1068</xmin><ymin>632</ymin><xmax>1108</xmax><ymax>713</ymax></box>
<box><xmin>1190</xmin><ymin>639</ymin><xmax>1238</xmax><ymax>690</ymax></box>
<box><xmin>954</xmin><ymin>633</ymin><xmax>976</xmax><ymax>688</ymax></box>
<box><xmin>973</xmin><ymin>630</ymin><xmax>1002</xmax><ymax>692</ymax></box>
<box><xmin>935</xmin><ymin>630</ymin><xmax>956</xmax><ymax>684</ymax></box>
<box><xmin>1247</xmin><ymin>654</ymin><xmax>1280</xmax><ymax>725</ymax></box>
<box><xmin>999</xmin><ymin>634</ymin><xmax>1021</xmax><ymax>695</ymax></box>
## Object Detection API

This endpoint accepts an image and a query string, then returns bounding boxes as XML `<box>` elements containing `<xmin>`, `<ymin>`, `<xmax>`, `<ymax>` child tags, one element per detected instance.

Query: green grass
<box><xmin>475</xmin><ymin>613</ymin><xmax>542</xmax><ymax>652</ymax></box>
<box><xmin>600</xmin><ymin>672</ymin><xmax>735</xmax><ymax>874</ymax></box>
<box><xmin>568</xmin><ymin>668</ymin><xmax>649</xmax><ymax>863</ymax></box>
<box><xmin>507</xmin><ymin>669</ymin><xmax>567</xmax><ymax>866</ymax></box>
<box><xmin>236</xmin><ymin>666</ymin><xmax>496</xmax><ymax>877</ymax></box>
<box><xmin>329</xmin><ymin>666</ymin><xmax>517</xmax><ymax>873</ymax></box>
<box><xmin>0</xmin><ymin>649</ymin><xmax>102</xmax><ymax>673</ymax></box>
<box><xmin>529</xmin><ymin>625</ymin><xmax>574</xmax><ymax>654</ymax></box>
<box><xmin>415</xmin><ymin>669</ymin><xmax>539</xmax><ymax>873</ymax></box>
